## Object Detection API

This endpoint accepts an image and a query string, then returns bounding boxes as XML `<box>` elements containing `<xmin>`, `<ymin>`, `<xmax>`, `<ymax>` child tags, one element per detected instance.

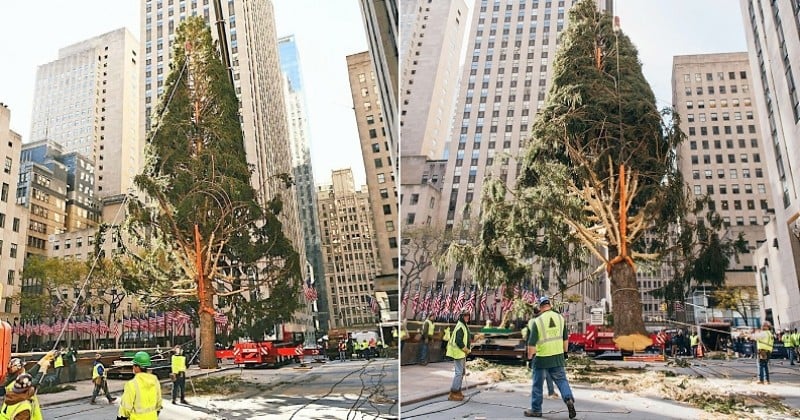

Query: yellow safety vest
<box><xmin>423</xmin><ymin>320</ymin><xmax>435</xmax><ymax>337</ymax></box>
<box><xmin>690</xmin><ymin>335</ymin><xmax>699</xmax><ymax>346</ymax></box>
<box><xmin>782</xmin><ymin>334</ymin><xmax>794</xmax><ymax>348</ymax></box>
<box><xmin>54</xmin><ymin>356</ymin><xmax>64</xmax><ymax>369</ymax></box>
<box><xmin>443</xmin><ymin>327</ymin><xmax>451</xmax><ymax>342</ymax></box>
<box><xmin>92</xmin><ymin>363</ymin><xmax>105</xmax><ymax>380</ymax></box>
<box><xmin>400</xmin><ymin>329</ymin><xmax>408</xmax><ymax>340</ymax></box>
<box><xmin>171</xmin><ymin>355</ymin><xmax>187</xmax><ymax>374</ymax></box>
<box><xmin>757</xmin><ymin>331</ymin><xmax>774</xmax><ymax>352</ymax></box>
<box><xmin>534</xmin><ymin>310</ymin><xmax>565</xmax><ymax>357</ymax></box>
<box><xmin>392</xmin><ymin>329</ymin><xmax>398</xmax><ymax>338</ymax></box>
<box><xmin>2</xmin><ymin>375</ymin><xmax>41</xmax><ymax>420</ymax></box>
<box><xmin>0</xmin><ymin>399</ymin><xmax>32</xmax><ymax>420</ymax></box>
<box><xmin>446</xmin><ymin>321</ymin><xmax>469</xmax><ymax>360</ymax></box>
<box><xmin>118</xmin><ymin>373</ymin><xmax>162</xmax><ymax>420</ymax></box>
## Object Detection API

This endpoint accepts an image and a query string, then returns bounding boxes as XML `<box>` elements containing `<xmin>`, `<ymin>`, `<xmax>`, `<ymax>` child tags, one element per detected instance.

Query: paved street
<box><xmin>401</xmin><ymin>356</ymin><xmax>800</xmax><ymax>419</ymax></box>
<box><xmin>43</xmin><ymin>358</ymin><xmax>398</xmax><ymax>419</ymax></box>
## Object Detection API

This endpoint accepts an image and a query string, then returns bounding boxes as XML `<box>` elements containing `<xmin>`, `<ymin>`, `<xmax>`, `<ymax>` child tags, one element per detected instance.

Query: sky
<box><xmin>0</xmin><ymin>0</ymin><xmax>368</xmax><ymax>186</ymax></box>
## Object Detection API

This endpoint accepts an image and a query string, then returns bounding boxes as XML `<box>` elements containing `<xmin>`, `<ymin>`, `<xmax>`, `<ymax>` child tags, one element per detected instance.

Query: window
<box><xmin>692</xmin><ymin>170</ymin><xmax>700</xmax><ymax>180</ymax></box>
<box><xmin>382</xmin><ymin>204</ymin><xmax>391</xmax><ymax>215</ymax></box>
<box><xmin>3</xmin><ymin>157</ymin><xmax>10</xmax><ymax>174</ymax></box>
<box><xmin>410</xmin><ymin>194</ymin><xmax>419</xmax><ymax>205</ymax></box>
<box><xmin>9</xmin><ymin>244</ymin><xmax>17</xmax><ymax>258</ymax></box>
<box><xmin>377</xmin><ymin>173</ymin><xmax>386</xmax><ymax>184</ymax></box>
<box><xmin>374</xmin><ymin>158</ymin><xmax>383</xmax><ymax>168</ymax></box>
<box><xmin>385</xmin><ymin>221</ymin><xmax>395</xmax><ymax>232</ymax></box>
<box><xmin>12</xmin><ymin>218</ymin><xmax>18</xmax><ymax>232</ymax></box>
<box><xmin>0</xmin><ymin>183</ymin><xmax>7</xmax><ymax>202</ymax></box>
<box><xmin>406</xmin><ymin>213</ymin><xmax>416</xmax><ymax>225</ymax></box>
<box><xmin>0</xmin><ymin>213</ymin><xmax>4</xmax><ymax>228</ymax></box>
<box><xmin>388</xmin><ymin>237</ymin><xmax>398</xmax><ymax>249</ymax></box>
<box><xmin>693</xmin><ymin>185</ymin><xmax>701</xmax><ymax>195</ymax></box>
<box><xmin>379</xmin><ymin>188</ymin><xmax>389</xmax><ymax>199</ymax></box>
<box><xmin>6</xmin><ymin>270</ymin><xmax>13</xmax><ymax>285</ymax></box>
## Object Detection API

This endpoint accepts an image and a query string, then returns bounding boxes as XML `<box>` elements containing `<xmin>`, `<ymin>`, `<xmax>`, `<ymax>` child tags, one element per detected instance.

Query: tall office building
<box><xmin>30</xmin><ymin>28</ymin><xmax>140</xmax><ymax>199</ymax></box>
<box><xmin>673</xmin><ymin>53</ymin><xmax>772</xmax><ymax>326</ymax></box>
<box><xmin>317</xmin><ymin>169</ymin><xmax>381</xmax><ymax>328</ymax></box>
<box><xmin>347</xmin><ymin>52</ymin><xmax>399</xmax><ymax>278</ymax></box>
<box><xmin>140</xmin><ymin>0</ymin><xmax>309</xmax><ymax>335</ymax></box>
<box><xmin>741</xmin><ymin>0</ymin><xmax>800</xmax><ymax>328</ymax></box>
<box><xmin>278</xmin><ymin>35</ymin><xmax>328</xmax><ymax>333</ymax></box>
<box><xmin>0</xmin><ymin>103</ymin><xmax>26</xmax><ymax>320</ymax></box>
<box><xmin>436</xmin><ymin>0</ymin><xmax>607</xmax><ymax>285</ymax></box>
<box><xmin>357</xmin><ymin>0</ymin><xmax>399</xmax><ymax>166</ymax></box>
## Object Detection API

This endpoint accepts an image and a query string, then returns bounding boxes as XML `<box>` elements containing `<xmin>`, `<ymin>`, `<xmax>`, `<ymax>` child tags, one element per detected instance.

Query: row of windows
<box><xmin>687</xmin><ymin>111</ymin><xmax>753</xmax><ymax>122</ymax></box>
<box><xmin>685</xmin><ymin>98</ymin><xmax>751</xmax><ymax>109</ymax></box>
<box><xmin>0</xmin><ymin>214</ymin><xmax>21</xmax><ymax>231</ymax></box>
<box><xmin>683</xmin><ymin>84</ymin><xmax>749</xmax><ymax>96</ymax></box>
<box><xmin>0</xmin><ymin>241</ymin><xmax>18</xmax><ymax>258</ymax></box>
<box><xmin>687</xmin><ymin>125</ymin><xmax>756</xmax><ymax>136</ymax></box>
<box><xmin>683</xmin><ymin>71</ymin><xmax>747</xmax><ymax>82</ymax></box>
<box><xmin>692</xmin><ymin>184</ymin><xmax>765</xmax><ymax>196</ymax></box>
<box><xmin>688</xmin><ymin>153</ymin><xmax>760</xmax><ymax>165</ymax></box>
<box><xmin>690</xmin><ymin>138</ymin><xmax>758</xmax><ymax>149</ymax></box>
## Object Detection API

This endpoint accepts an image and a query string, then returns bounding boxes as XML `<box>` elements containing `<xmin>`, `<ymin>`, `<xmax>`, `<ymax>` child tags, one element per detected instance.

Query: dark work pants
<box><xmin>172</xmin><ymin>372</ymin><xmax>186</xmax><ymax>401</ymax></box>
<box><xmin>92</xmin><ymin>378</ymin><xmax>113</xmax><ymax>401</ymax></box>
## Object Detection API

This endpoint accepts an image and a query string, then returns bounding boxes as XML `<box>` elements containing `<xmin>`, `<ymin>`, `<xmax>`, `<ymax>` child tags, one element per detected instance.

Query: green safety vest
<box><xmin>757</xmin><ymin>331</ymin><xmax>774</xmax><ymax>352</ymax></box>
<box><xmin>534</xmin><ymin>311</ymin><xmax>565</xmax><ymax>357</ymax></box>
<box><xmin>0</xmin><ymin>399</ymin><xmax>32</xmax><ymax>420</ymax></box>
<box><xmin>446</xmin><ymin>321</ymin><xmax>469</xmax><ymax>360</ymax></box>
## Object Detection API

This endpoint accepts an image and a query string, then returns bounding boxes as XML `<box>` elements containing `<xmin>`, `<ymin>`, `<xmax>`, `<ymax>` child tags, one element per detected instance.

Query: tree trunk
<box><xmin>609</xmin><ymin>262</ymin><xmax>646</xmax><ymax>336</ymax></box>
<box><xmin>198</xmin><ymin>278</ymin><xmax>217</xmax><ymax>368</ymax></box>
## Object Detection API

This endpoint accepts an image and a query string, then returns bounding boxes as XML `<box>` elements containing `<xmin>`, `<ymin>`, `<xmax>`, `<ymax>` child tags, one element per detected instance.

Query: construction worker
<box><xmin>755</xmin><ymin>322</ymin><xmax>774</xmax><ymax>384</ymax></box>
<box><xmin>91</xmin><ymin>354</ymin><xmax>116</xmax><ymax>405</ymax></box>
<box><xmin>418</xmin><ymin>313</ymin><xmax>435</xmax><ymax>365</ymax></box>
<box><xmin>338</xmin><ymin>339</ymin><xmax>347</xmax><ymax>362</ymax></box>
<box><xmin>782</xmin><ymin>330</ymin><xmax>795</xmax><ymax>366</ymax></box>
<box><xmin>793</xmin><ymin>329</ymin><xmax>800</xmax><ymax>365</ymax></box>
<box><xmin>53</xmin><ymin>349</ymin><xmax>64</xmax><ymax>385</ymax></box>
<box><xmin>0</xmin><ymin>373</ymin><xmax>38</xmax><ymax>420</ymax></box>
<box><xmin>368</xmin><ymin>337</ymin><xmax>377</xmax><ymax>360</ymax></box>
<box><xmin>117</xmin><ymin>351</ymin><xmax>162</xmax><ymax>420</ymax></box>
<box><xmin>171</xmin><ymin>346</ymin><xmax>188</xmax><ymax>405</ymax></box>
<box><xmin>64</xmin><ymin>347</ymin><xmax>78</xmax><ymax>383</ymax></box>
<box><xmin>690</xmin><ymin>331</ymin><xmax>700</xmax><ymax>358</ymax></box>
<box><xmin>446</xmin><ymin>310</ymin><xmax>471</xmax><ymax>401</ymax></box>
<box><xmin>526</xmin><ymin>296</ymin><xmax>577</xmax><ymax>419</ymax></box>
<box><xmin>528</xmin><ymin>306</ymin><xmax>558</xmax><ymax>399</ymax></box>
<box><xmin>1</xmin><ymin>355</ymin><xmax>51</xmax><ymax>420</ymax></box>
<box><xmin>391</xmin><ymin>328</ymin><xmax>399</xmax><ymax>348</ymax></box>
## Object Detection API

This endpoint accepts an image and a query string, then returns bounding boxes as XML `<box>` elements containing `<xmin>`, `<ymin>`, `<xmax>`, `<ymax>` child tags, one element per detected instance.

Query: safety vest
<box><xmin>0</xmin><ymin>399</ymin><xmax>31</xmax><ymax>420</ymax></box>
<box><xmin>338</xmin><ymin>342</ymin><xmax>346</xmax><ymax>351</ymax></box>
<box><xmin>54</xmin><ymin>356</ymin><xmax>64</xmax><ymax>369</ymax></box>
<box><xmin>423</xmin><ymin>320</ymin><xmax>434</xmax><ymax>337</ymax></box>
<box><xmin>443</xmin><ymin>327</ymin><xmax>451</xmax><ymax>342</ymax></box>
<box><xmin>757</xmin><ymin>330</ymin><xmax>774</xmax><ymax>352</ymax></box>
<box><xmin>534</xmin><ymin>310</ymin><xmax>565</xmax><ymax>357</ymax></box>
<box><xmin>92</xmin><ymin>363</ymin><xmax>105</xmax><ymax>380</ymax></box>
<box><xmin>690</xmin><ymin>335</ymin><xmax>699</xmax><ymax>347</ymax></box>
<box><xmin>400</xmin><ymin>329</ymin><xmax>408</xmax><ymax>340</ymax></box>
<box><xmin>446</xmin><ymin>321</ymin><xmax>469</xmax><ymax>360</ymax></box>
<box><xmin>782</xmin><ymin>333</ymin><xmax>795</xmax><ymax>348</ymax></box>
<box><xmin>118</xmin><ymin>373</ymin><xmax>161</xmax><ymax>420</ymax></box>
<box><xmin>392</xmin><ymin>329</ymin><xmax>398</xmax><ymax>338</ymax></box>
<box><xmin>0</xmin><ymin>391</ymin><xmax>41</xmax><ymax>420</ymax></box>
<box><xmin>171</xmin><ymin>355</ymin><xmax>186</xmax><ymax>374</ymax></box>
<box><xmin>793</xmin><ymin>332</ymin><xmax>800</xmax><ymax>348</ymax></box>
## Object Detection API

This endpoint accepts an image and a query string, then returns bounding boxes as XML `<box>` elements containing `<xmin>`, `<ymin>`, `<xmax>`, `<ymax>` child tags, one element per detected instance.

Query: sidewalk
<box><xmin>37</xmin><ymin>365</ymin><xmax>236</xmax><ymax>407</ymax></box>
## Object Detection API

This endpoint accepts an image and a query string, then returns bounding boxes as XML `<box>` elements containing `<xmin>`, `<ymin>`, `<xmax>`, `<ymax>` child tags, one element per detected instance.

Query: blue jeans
<box><xmin>530</xmin><ymin>366</ymin><xmax>574</xmax><ymax>413</ymax></box>
<box><xmin>788</xmin><ymin>347</ymin><xmax>796</xmax><ymax>364</ymax></box>
<box><xmin>418</xmin><ymin>339</ymin><xmax>429</xmax><ymax>363</ymax></box>
<box><xmin>758</xmin><ymin>358</ymin><xmax>770</xmax><ymax>382</ymax></box>
<box><xmin>531</xmin><ymin>357</ymin><xmax>555</xmax><ymax>394</ymax></box>
<box><xmin>451</xmin><ymin>357</ymin><xmax>466</xmax><ymax>391</ymax></box>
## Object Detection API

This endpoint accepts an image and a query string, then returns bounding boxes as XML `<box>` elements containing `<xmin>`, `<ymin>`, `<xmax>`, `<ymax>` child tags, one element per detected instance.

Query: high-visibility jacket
<box><xmin>0</xmin><ymin>391</ymin><xmax>41</xmax><ymax>420</ymax></box>
<box><xmin>793</xmin><ymin>332</ymin><xmax>800</xmax><ymax>348</ymax></box>
<box><xmin>171</xmin><ymin>355</ymin><xmax>187</xmax><ymax>375</ymax></box>
<box><xmin>690</xmin><ymin>335</ymin><xmax>699</xmax><ymax>347</ymax></box>
<box><xmin>757</xmin><ymin>331</ymin><xmax>774</xmax><ymax>352</ymax></box>
<box><xmin>118</xmin><ymin>372</ymin><xmax>162</xmax><ymax>420</ymax></box>
<box><xmin>54</xmin><ymin>356</ymin><xmax>64</xmax><ymax>369</ymax></box>
<box><xmin>0</xmin><ymin>399</ymin><xmax>31</xmax><ymax>420</ymax></box>
<box><xmin>442</xmin><ymin>327</ymin><xmax>451</xmax><ymax>342</ymax></box>
<box><xmin>446</xmin><ymin>321</ymin><xmax>469</xmax><ymax>360</ymax></box>
<box><xmin>534</xmin><ymin>310</ymin><xmax>565</xmax><ymax>357</ymax></box>
<box><xmin>92</xmin><ymin>362</ymin><xmax>106</xmax><ymax>380</ymax></box>
<box><xmin>782</xmin><ymin>333</ymin><xmax>795</xmax><ymax>348</ymax></box>
<box><xmin>422</xmin><ymin>320</ymin><xmax>434</xmax><ymax>337</ymax></box>
<box><xmin>391</xmin><ymin>328</ymin><xmax>398</xmax><ymax>338</ymax></box>
<box><xmin>400</xmin><ymin>329</ymin><xmax>408</xmax><ymax>340</ymax></box>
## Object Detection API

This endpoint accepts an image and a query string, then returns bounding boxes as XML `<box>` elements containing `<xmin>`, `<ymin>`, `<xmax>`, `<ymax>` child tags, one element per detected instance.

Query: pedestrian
<box><xmin>446</xmin><ymin>310</ymin><xmax>471</xmax><ymax>401</ymax></box>
<box><xmin>527</xmin><ymin>307</ymin><xmax>557</xmax><ymax>399</ymax></box>
<box><xmin>525</xmin><ymin>296</ymin><xmax>576</xmax><ymax>419</ymax></box>
<box><xmin>690</xmin><ymin>331</ymin><xmax>699</xmax><ymax>358</ymax></box>
<box><xmin>65</xmin><ymin>347</ymin><xmax>78</xmax><ymax>383</ymax></box>
<box><xmin>53</xmin><ymin>348</ymin><xmax>65</xmax><ymax>385</ymax></box>
<box><xmin>338</xmin><ymin>339</ymin><xmax>347</xmax><ymax>362</ymax></box>
<box><xmin>171</xmin><ymin>346</ymin><xmax>188</xmax><ymax>404</ymax></box>
<box><xmin>90</xmin><ymin>354</ymin><xmax>116</xmax><ymax>405</ymax></box>
<box><xmin>368</xmin><ymin>337</ymin><xmax>377</xmax><ymax>359</ymax></box>
<box><xmin>418</xmin><ymin>313</ymin><xmax>435</xmax><ymax>365</ymax></box>
<box><xmin>781</xmin><ymin>329</ymin><xmax>795</xmax><ymax>365</ymax></box>
<box><xmin>0</xmin><ymin>374</ymin><xmax>40</xmax><ymax>420</ymax></box>
<box><xmin>755</xmin><ymin>322</ymin><xmax>774</xmax><ymax>384</ymax></box>
<box><xmin>117</xmin><ymin>351</ymin><xmax>162</xmax><ymax>420</ymax></box>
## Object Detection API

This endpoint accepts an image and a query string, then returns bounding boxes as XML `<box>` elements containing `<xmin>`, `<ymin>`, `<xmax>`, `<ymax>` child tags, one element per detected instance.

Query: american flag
<box><xmin>433</xmin><ymin>288</ymin><xmax>445</xmax><ymax>319</ymax></box>
<box><xmin>411</xmin><ymin>286</ymin><xmax>421</xmax><ymax>313</ymax></box>
<box><xmin>479</xmin><ymin>289</ymin><xmax>489</xmax><ymax>319</ymax></box>
<box><xmin>674</xmin><ymin>301</ymin><xmax>684</xmax><ymax>312</ymax></box>
<box><xmin>454</xmin><ymin>287</ymin><xmax>465</xmax><ymax>314</ymax></box>
<box><xmin>463</xmin><ymin>287</ymin><xmax>476</xmax><ymax>313</ymax></box>
<box><xmin>401</xmin><ymin>289</ymin><xmax>409</xmax><ymax>309</ymax></box>
<box><xmin>420</xmin><ymin>287</ymin><xmax>432</xmax><ymax>315</ymax></box>
<box><xmin>369</xmin><ymin>296</ymin><xmax>379</xmax><ymax>313</ymax></box>
<box><xmin>303</xmin><ymin>277</ymin><xmax>318</xmax><ymax>302</ymax></box>
<box><xmin>214</xmin><ymin>313</ymin><xmax>228</xmax><ymax>326</ymax></box>
<box><xmin>111</xmin><ymin>321</ymin><xmax>121</xmax><ymax>338</ymax></box>
<box><xmin>442</xmin><ymin>288</ymin><xmax>453</xmax><ymax>319</ymax></box>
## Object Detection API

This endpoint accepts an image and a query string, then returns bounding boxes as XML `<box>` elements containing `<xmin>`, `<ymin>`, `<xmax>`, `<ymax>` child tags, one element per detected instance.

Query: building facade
<box><xmin>347</xmin><ymin>52</ymin><xmax>399</xmax><ymax>279</ymax></box>
<box><xmin>0</xmin><ymin>103</ymin><xmax>26</xmax><ymax>321</ymax></box>
<box><xmin>277</xmin><ymin>35</ymin><xmax>328</xmax><ymax>333</ymax></box>
<box><xmin>741</xmin><ymin>0</ymin><xmax>800</xmax><ymax>330</ymax></box>
<box><xmin>317</xmin><ymin>169</ymin><xmax>381</xmax><ymax>328</ymax></box>
<box><xmin>357</xmin><ymin>0</ymin><xmax>399</xmax><ymax>162</ymax></box>
<box><xmin>30</xmin><ymin>28</ymin><xmax>140</xmax><ymax>199</ymax></box>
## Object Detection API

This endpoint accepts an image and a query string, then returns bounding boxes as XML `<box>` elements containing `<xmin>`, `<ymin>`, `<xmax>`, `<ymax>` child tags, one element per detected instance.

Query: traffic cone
<box><xmin>697</xmin><ymin>344</ymin><xmax>704</xmax><ymax>358</ymax></box>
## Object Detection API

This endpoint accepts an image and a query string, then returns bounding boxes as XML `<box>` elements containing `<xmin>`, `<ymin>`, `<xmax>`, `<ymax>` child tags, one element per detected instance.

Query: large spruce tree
<box><xmin>123</xmin><ymin>17</ymin><xmax>301</xmax><ymax>367</ymax></box>
<box><xmin>444</xmin><ymin>0</ymin><xmax>741</xmax><ymax>346</ymax></box>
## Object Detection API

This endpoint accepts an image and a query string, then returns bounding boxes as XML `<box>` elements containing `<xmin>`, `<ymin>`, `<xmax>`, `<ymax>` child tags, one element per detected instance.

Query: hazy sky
<box><xmin>0</xmin><ymin>0</ymin><xmax>368</xmax><ymax>186</ymax></box>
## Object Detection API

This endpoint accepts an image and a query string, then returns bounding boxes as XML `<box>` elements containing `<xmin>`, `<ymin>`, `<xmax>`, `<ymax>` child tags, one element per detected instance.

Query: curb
<box><xmin>401</xmin><ymin>381</ymin><xmax>489</xmax><ymax>406</ymax></box>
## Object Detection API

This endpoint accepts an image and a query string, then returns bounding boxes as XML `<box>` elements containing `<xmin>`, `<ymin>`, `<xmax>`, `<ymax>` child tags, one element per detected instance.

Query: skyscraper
<box><xmin>0</xmin><ymin>103</ymin><xmax>25</xmax><ymax>321</ymax></box>
<box><xmin>317</xmin><ymin>169</ymin><xmax>381</xmax><ymax>328</ymax></box>
<box><xmin>278</xmin><ymin>35</ymin><xmax>328</xmax><ymax>333</ymax></box>
<box><xmin>436</xmin><ymin>0</ymin><xmax>607</xmax><ymax>286</ymax></box>
<box><xmin>673</xmin><ymin>52</ymin><xmax>773</xmax><ymax>326</ymax></box>
<box><xmin>29</xmin><ymin>28</ymin><xmax>140</xmax><ymax>199</ymax></box>
<box><xmin>741</xmin><ymin>0</ymin><xmax>800</xmax><ymax>328</ymax></box>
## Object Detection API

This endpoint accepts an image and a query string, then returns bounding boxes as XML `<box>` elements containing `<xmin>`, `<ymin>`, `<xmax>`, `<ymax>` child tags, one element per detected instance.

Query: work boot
<box><xmin>566</xmin><ymin>398</ymin><xmax>577</xmax><ymax>419</ymax></box>
<box><xmin>108</xmin><ymin>397</ymin><xmax>116</xmax><ymax>404</ymax></box>
<box><xmin>523</xmin><ymin>409</ymin><xmax>542</xmax><ymax>417</ymax></box>
<box><xmin>172</xmin><ymin>399</ymin><xmax>176</xmax><ymax>404</ymax></box>
<box><xmin>447</xmin><ymin>391</ymin><xmax>463</xmax><ymax>401</ymax></box>
<box><xmin>89</xmin><ymin>400</ymin><xmax>97</xmax><ymax>405</ymax></box>
<box><xmin>180</xmin><ymin>399</ymin><xmax>188</xmax><ymax>404</ymax></box>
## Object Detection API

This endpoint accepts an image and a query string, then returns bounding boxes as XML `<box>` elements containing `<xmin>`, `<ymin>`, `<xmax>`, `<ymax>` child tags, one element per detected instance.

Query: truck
<box><xmin>469</xmin><ymin>328</ymin><xmax>527</xmax><ymax>364</ymax></box>
<box><xmin>568</xmin><ymin>325</ymin><xmax>666</xmax><ymax>356</ymax></box>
